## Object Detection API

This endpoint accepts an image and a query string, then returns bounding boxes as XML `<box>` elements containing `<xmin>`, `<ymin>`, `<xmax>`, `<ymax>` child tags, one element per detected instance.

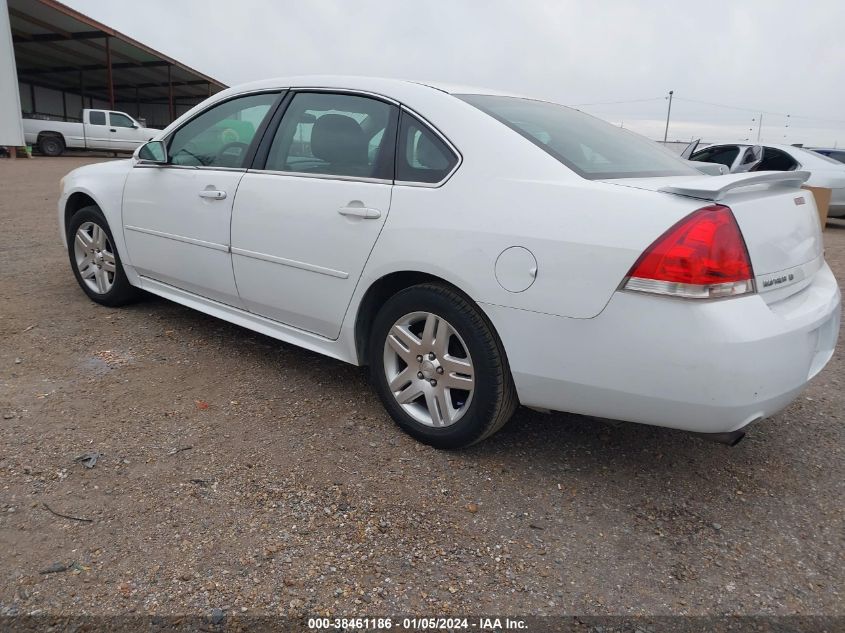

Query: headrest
<box><xmin>311</xmin><ymin>114</ymin><xmax>367</xmax><ymax>167</ymax></box>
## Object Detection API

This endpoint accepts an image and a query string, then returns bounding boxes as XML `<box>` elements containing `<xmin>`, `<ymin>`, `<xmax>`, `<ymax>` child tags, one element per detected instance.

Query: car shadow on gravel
<box><xmin>118</xmin><ymin>293</ymin><xmax>778</xmax><ymax>489</ymax></box>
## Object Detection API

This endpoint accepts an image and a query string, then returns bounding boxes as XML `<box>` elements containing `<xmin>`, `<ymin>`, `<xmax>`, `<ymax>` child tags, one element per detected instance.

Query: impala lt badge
<box><xmin>762</xmin><ymin>273</ymin><xmax>795</xmax><ymax>288</ymax></box>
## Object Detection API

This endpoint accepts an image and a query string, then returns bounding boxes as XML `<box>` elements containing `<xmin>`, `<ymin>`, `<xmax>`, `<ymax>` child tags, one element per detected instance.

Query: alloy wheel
<box><xmin>73</xmin><ymin>221</ymin><xmax>116</xmax><ymax>294</ymax></box>
<box><xmin>382</xmin><ymin>311</ymin><xmax>475</xmax><ymax>427</ymax></box>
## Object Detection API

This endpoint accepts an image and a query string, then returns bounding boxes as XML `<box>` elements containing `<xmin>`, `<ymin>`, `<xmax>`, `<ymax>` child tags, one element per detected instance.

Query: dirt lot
<box><xmin>1</xmin><ymin>157</ymin><xmax>843</xmax><ymax>620</ymax></box>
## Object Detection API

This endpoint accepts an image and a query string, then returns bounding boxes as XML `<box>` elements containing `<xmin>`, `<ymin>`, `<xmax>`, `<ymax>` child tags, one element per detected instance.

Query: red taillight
<box><xmin>624</xmin><ymin>204</ymin><xmax>755</xmax><ymax>299</ymax></box>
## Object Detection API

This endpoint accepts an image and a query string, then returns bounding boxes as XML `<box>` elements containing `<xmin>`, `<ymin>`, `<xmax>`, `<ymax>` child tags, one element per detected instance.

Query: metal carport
<box><xmin>4</xmin><ymin>0</ymin><xmax>226</xmax><ymax>138</ymax></box>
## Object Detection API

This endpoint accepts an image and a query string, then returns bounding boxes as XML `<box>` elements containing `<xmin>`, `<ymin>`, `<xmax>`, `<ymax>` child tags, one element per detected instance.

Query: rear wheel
<box><xmin>67</xmin><ymin>206</ymin><xmax>139</xmax><ymax>306</ymax></box>
<box><xmin>38</xmin><ymin>135</ymin><xmax>64</xmax><ymax>157</ymax></box>
<box><xmin>370</xmin><ymin>283</ymin><xmax>518</xmax><ymax>448</ymax></box>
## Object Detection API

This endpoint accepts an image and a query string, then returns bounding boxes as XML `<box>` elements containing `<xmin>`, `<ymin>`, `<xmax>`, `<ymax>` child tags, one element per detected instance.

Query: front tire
<box><xmin>67</xmin><ymin>206</ymin><xmax>139</xmax><ymax>306</ymax></box>
<box><xmin>370</xmin><ymin>283</ymin><xmax>518</xmax><ymax>448</ymax></box>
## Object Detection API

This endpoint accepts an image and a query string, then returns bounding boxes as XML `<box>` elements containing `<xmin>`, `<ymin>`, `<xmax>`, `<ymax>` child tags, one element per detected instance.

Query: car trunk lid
<box><xmin>605</xmin><ymin>171</ymin><xmax>824</xmax><ymax>301</ymax></box>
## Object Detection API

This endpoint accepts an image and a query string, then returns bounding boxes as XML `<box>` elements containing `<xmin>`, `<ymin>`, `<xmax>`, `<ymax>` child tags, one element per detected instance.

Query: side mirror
<box><xmin>135</xmin><ymin>140</ymin><xmax>167</xmax><ymax>164</ymax></box>
<box><xmin>132</xmin><ymin>124</ymin><xmax>139</xmax><ymax>129</ymax></box>
<box><xmin>734</xmin><ymin>145</ymin><xmax>763</xmax><ymax>173</ymax></box>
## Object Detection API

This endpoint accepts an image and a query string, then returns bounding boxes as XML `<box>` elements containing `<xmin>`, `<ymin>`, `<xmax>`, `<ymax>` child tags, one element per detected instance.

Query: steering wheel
<box><xmin>216</xmin><ymin>141</ymin><xmax>249</xmax><ymax>166</ymax></box>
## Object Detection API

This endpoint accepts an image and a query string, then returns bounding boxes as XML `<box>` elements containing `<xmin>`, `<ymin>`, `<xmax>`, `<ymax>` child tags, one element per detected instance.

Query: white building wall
<box><xmin>0</xmin><ymin>0</ymin><xmax>24</xmax><ymax>146</ymax></box>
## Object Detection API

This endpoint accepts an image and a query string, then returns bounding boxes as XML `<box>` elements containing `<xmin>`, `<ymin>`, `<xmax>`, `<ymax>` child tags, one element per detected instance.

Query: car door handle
<box><xmin>198</xmin><ymin>190</ymin><xmax>227</xmax><ymax>200</ymax></box>
<box><xmin>110</xmin><ymin>128</ymin><xmax>117</xmax><ymax>132</ymax></box>
<box><xmin>338</xmin><ymin>206</ymin><xmax>381</xmax><ymax>219</ymax></box>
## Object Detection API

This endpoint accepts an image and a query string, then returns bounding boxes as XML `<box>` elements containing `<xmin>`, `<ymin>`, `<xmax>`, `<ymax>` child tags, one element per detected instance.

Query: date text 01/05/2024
<box><xmin>307</xmin><ymin>617</ymin><xmax>528</xmax><ymax>630</ymax></box>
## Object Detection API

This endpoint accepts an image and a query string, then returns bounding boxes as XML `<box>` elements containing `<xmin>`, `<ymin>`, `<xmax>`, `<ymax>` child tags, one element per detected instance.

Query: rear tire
<box><xmin>67</xmin><ymin>206</ymin><xmax>139</xmax><ymax>306</ymax></box>
<box><xmin>39</xmin><ymin>135</ymin><xmax>64</xmax><ymax>157</ymax></box>
<box><xmin>369</xmin><ymin>283</ymin><xmax>518</xmax><ymax>448</ymax></box>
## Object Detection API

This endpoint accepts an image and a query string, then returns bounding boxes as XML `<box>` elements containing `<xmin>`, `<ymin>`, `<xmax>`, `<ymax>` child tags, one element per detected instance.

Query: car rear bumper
<box><xmin>482</xmin><ymin>262</ymin><xmax>840</xmax><ymax>434</ymax></box>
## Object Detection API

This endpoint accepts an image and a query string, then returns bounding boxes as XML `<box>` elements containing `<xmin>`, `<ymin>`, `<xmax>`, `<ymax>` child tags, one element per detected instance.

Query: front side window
<box><xmin>168</xmin><ymin>92</ymin><xmax>278</xmax><ymax>168</ymax></box>
<box><xmin>691</xmin><ymin>145</ymin><xmax>739</xmax><ymax>168</ymax></box>
<box><xmin>458</xmin><ymin>94</ymin><xmax>697</xmax><ymax>180</ymax></box>
<box><xmin>395</xmin><ymin>113</ymin><xmax>458</xmax><ymax>184</ymax></box>
<box><xmin>265</xmin><ymin>92</ymin><xmax>397</xmax><ymax>179</ymax></box>
<box><xmin>110</xmin><ymin>112</ymin><xmax>135</xmax><ymax>128</ymax></box>
<box><xmin>88</xmin><ymin>111</ymin><xmax>106</xmax><ymax>126</ymax></box>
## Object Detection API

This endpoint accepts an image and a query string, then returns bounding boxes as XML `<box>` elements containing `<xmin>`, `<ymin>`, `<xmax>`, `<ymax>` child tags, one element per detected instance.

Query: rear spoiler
<box><xmin>659</xmin><ymin>171</ymin><xmax>810</xmax><ymax>201</ymax></box>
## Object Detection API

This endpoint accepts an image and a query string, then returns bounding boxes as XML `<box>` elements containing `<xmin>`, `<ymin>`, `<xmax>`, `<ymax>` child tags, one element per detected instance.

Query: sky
<box><xmin>65</xmin><ymin>0</ymin><xmax>845</xmax><ymax>146</ymax></box>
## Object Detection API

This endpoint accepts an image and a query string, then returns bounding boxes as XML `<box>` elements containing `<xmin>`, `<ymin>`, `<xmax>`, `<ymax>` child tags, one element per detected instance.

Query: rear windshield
<box><xmin>457</xmin><ymin>94</ymin><xmax>698</xmax><ymax>180</ymax></box>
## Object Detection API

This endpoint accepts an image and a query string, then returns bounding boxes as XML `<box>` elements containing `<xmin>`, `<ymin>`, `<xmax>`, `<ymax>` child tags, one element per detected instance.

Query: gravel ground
<box><xmin>0</xmin><ymin>157</ymin><xmax>843</xmax><ymax>620</ymax></box>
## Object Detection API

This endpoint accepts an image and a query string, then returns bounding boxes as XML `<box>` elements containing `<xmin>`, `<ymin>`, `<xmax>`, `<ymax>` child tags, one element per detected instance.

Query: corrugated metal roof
<box><xmin>10</xmin><ymin>0</ymin><xmax>226</xmax><ymax>108</ymax></box>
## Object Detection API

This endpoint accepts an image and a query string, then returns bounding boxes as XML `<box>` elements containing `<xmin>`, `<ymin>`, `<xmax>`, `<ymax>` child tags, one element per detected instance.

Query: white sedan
<box><xmin>58</xmin><ymin>76</ymin><xmax>840</xmax><ymax>448</ymax></box>
<box><xmin>688</xmin><ymin>141</ymin><xmax>845</xmax><ymax>217</ymax></box>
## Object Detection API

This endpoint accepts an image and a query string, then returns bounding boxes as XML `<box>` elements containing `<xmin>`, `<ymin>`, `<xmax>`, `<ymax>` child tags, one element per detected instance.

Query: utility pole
<box><xmin>663</xmin><ymin>90</ymin><xmax>674</xmax><ymax>143</ymax></box>
<box><xmin>756</xmin><ymin>112</ymin><xmax>763</xmax><ymax>142</ymax></box>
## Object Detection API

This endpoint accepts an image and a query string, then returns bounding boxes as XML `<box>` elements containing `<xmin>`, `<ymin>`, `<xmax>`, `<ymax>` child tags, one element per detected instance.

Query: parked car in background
<box><xmin>56</xmin><ymin>76</ymin><xmax>840</xmax><ymax>448</ymax></box>
<box><xmin>678</xmin><ymin>140</ymin><xmax>738</xmax><ymax>175</ymax></box>
<box><xmin>688</xmin><ymin>142</ymin><xmax>845</xmax><ymax>217</ymax></box>
<box><xmin>809</xmin><ymin>148</ymin><xmax>845</xmax><ymax>164</ymax></box>
<box><xmin>23</xmin><ymin>109</ymin><xmax>161</xmax><ymax>156</ymax></box>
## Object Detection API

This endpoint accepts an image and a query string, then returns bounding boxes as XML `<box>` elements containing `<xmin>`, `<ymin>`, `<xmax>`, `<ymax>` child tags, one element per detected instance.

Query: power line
<box><xmin>566</xmin><ymin>97</ymin><xmax>664</xmax><ymax>107</ymax></box>
<box><xmin>567</xmin><ymin>93</ymin><xmax>845</xmax><ymax>127</ymax></box>
<box><xmin>664</xmin><ymin>96</ymin><xmax>845</xmax><ymax>127</ymax></box>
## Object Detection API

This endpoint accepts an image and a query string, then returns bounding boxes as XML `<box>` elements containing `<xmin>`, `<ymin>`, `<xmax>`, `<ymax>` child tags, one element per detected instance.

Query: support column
<box><xmin>168</xmin><ymin>64</ymin><xmax>174</xmax><ymax>122</ymax></box>
<box><xmin>79</xmin><ymin>70</ymin><xmax>85</xmax><ymax>118</ymax></box>
<box><xmin>105</xmin><ymin>35</ymin><xmax>115</xmax><ymax>109</ymax></box>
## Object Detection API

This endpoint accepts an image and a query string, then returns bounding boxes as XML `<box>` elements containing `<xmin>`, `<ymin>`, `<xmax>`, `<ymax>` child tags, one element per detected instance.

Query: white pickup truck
<box><xmin>23</xmin><ymin>109</ymin><xmax>162</xmax><ymax>156</ymax></box>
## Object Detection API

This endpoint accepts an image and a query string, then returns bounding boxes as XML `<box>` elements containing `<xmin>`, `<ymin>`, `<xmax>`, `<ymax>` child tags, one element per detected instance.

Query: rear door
<box><xmin>231</xmin><ymin>91</ymin><xmax>398</xmax><ymax>338</ymax></box>
<box><xmin>82</xmin><ymin>110</ymin><xmax>111</xmax><ymax>149</ymax></box>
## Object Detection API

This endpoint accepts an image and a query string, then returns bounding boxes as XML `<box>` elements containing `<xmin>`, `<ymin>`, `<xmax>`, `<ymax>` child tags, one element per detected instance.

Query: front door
<box><xmin>122</xmin><ymin>91</ymin><xmax>279</xmax><ymax>306</ymax></box>
<box><xmin>231</xmin><ymin>91</ymin><xmax>398</xmax><ymax>338</ymax></box>
<box><xmin>108</xmin><ymin>111</ymin><xmax>144</xmax><ymax>152</ymax></box>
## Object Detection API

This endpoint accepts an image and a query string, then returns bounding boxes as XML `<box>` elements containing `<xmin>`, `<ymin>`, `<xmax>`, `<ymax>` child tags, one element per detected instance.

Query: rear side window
<box><xmin>88</xmin><ymin>111</ymin><xmax>106</xmax><ymax>125</ymax></box>
<box><xmin>395</xmin><ymin>113</ymin><xmax>458</xmax><ymax>184</ymax></box>
<box><xmin>264</xmin><ymin>92</ymin><xmax>397</xmax><ymax>180</ymax></box>
<box><xmin>458</xmin><ymin>94</ymin><xmax>696</xmax><ymax>180</ymax></box>
<box><xmin>755</xmin><ymin>148</ymin><xmax>798</xmax><ymax>171</ymax></box>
